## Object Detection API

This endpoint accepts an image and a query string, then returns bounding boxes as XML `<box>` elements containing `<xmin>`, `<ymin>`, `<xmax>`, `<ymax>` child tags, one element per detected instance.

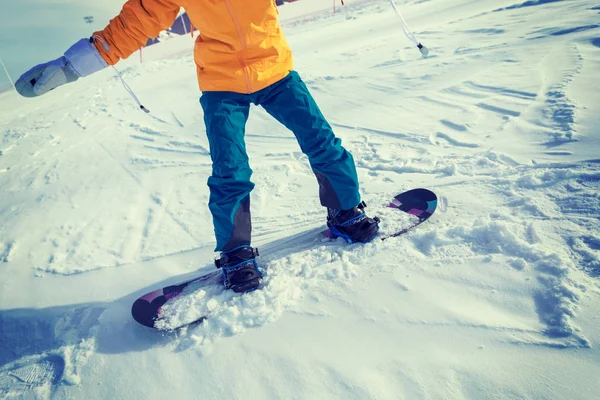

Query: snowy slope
<box><xmin>1</xmin><ymin>0</ymin><xmax>600</xmax><ymax>398</ymax></box>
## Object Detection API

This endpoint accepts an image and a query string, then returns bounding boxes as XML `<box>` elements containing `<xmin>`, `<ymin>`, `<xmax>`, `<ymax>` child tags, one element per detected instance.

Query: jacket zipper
<box><xmin>224</xmin><ymin>0</ymin><xmax>252</xmax><ymax>93</ymax></box>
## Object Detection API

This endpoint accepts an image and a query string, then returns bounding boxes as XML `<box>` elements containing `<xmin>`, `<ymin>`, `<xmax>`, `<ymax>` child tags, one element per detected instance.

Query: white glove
<box><xmin>16</xmin><ymin>38</ymin><xmax>108</xmax><ymax>97</ymax></box>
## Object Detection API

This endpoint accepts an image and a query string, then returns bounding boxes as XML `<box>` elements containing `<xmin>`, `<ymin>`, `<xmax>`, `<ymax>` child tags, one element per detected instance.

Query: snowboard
<box><xmin>131</xmin><ymin>188</ymin><xmax>437</xmax><ymax>329</ymax></box>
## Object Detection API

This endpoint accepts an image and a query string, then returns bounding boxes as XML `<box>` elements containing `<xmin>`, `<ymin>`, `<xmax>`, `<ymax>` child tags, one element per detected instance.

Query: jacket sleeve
<box><xmin>92</xmin><ymin>0</ymin><xmax>180</xmax><ymax>65</ymax></box>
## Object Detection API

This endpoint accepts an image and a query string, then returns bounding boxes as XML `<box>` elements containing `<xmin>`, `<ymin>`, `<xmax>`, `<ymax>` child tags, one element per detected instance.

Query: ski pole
<box><xmin>388</xmin><ymin>0</ymin><xmax>429</xmax><ymax>56</ymax></box>
<box><xmin>0</xmin><ymin>55</ymin><xmax>16</xmax><ymax>93</ymax></box>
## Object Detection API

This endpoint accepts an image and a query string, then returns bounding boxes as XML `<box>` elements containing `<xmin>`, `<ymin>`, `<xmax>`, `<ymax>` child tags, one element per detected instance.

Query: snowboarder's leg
<box><xmin>257</xmin><ymin>71</ymin><xmax>379</xmax><ymax>243</ymax></box>
<box><xmin>200</xmin><ymin>92</ymin><xmax>254</xmax><ymax>252</ymax></box>
<box><xmin>257</xmin><ymin>71</ymin><xmax>360</xmax><ymax>210</ymax></box>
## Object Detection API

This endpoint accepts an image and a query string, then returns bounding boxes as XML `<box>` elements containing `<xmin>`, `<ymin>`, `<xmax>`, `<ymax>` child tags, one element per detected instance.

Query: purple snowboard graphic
<box><xmin>132</xmin><ymin>188</ymin><xmax>437</xmax><ymax>329</ymax></box>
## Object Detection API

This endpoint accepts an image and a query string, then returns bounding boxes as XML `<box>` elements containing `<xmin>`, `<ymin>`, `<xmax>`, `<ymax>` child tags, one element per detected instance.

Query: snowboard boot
<box><xmin>215</xmin><ymin>246</ymin><xmax>262</xmax><ymax>293</ymax></box>
<box><xmin>327</xmin><ymin>201</ymin><xmax>380</xmax><ymax>243</ymax></box>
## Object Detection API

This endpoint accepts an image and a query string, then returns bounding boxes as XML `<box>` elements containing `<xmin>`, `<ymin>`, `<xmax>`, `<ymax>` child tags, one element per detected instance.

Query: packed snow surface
<box><xmin>1</xmin><ymin>0</ymin><xmax>600</xmax><ymax>398</ymax></box>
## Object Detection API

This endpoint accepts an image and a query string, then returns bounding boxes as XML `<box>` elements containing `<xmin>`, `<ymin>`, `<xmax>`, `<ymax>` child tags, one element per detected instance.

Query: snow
<box><xmin>1</xmin><ymin>0</ymin><xmax>600</xmax><ymax>398</ymax></box>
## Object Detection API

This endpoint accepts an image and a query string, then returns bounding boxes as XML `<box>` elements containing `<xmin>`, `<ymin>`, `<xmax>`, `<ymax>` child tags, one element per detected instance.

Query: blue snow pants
<box><xmin>200</xmin><ymin>71</ymin><xmax>360</xmax><ymax>252</ymax></box>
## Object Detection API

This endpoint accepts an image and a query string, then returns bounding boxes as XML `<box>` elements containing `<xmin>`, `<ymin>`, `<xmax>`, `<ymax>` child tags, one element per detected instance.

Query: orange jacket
<box><xmin>93</xmin><ymin>0</ymin><xmax>294</xmax><ymax>94</ymax></box>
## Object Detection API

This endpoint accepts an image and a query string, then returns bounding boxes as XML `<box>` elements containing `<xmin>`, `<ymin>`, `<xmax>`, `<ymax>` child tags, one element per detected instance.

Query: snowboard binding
<box><xmin>215</xmin><ymin>246</ymin><xmax>263</xmax><ymax>293</ymax></box>
<box><xmin>327</xmin><ymin>201</ymin><xmax>380</xmax><ymax>243</ymax></box>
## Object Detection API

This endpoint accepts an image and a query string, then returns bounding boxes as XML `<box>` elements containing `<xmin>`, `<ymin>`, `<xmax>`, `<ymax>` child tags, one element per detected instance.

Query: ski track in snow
<box><xmin>1</xmin><ymin>0</ymin><xmax>600</xmax><ymax>398</ymax></box>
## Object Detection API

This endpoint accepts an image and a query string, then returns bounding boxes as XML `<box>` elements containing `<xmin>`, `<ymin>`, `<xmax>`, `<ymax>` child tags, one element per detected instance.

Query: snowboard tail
<box><xmin>132</xmin><ymin>272</ymin><xmax>222</xmax><ymax>328</ymax></box>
